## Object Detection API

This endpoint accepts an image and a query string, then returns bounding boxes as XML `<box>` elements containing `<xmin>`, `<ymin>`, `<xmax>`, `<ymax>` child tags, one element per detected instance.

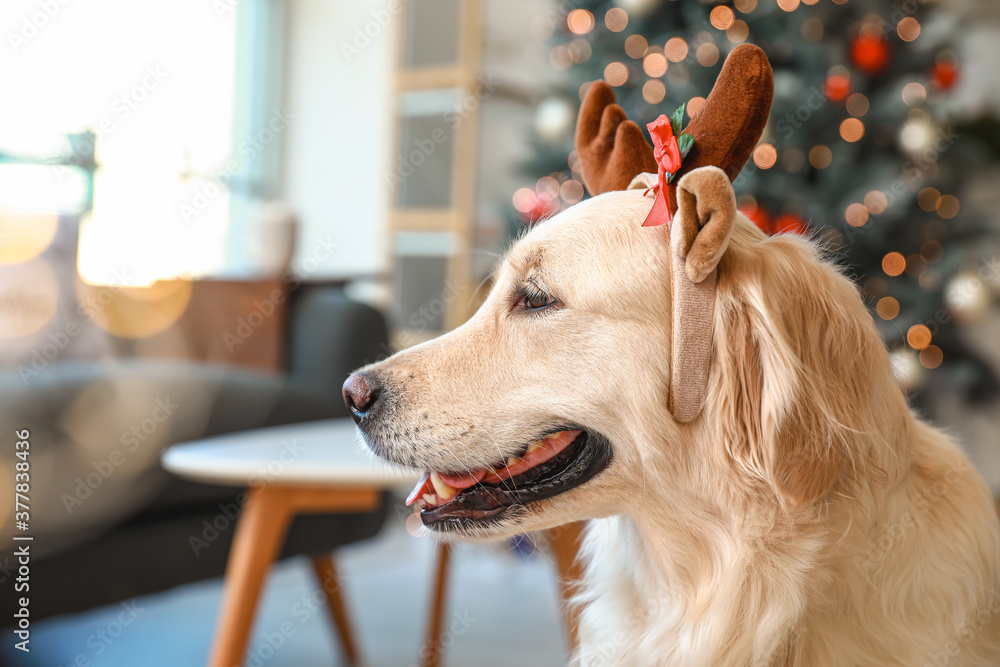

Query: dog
<box><xmin>344</xmin><ymin>46</ymin><xmax>1000</xmax><ymax>667</ymax></box>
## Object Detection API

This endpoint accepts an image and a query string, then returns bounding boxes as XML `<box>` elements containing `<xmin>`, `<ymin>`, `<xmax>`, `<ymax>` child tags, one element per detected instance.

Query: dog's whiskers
<box><xmin>442</xmin><ymin>412</ymin><xmax>524</xmax><ymax>500</ymax></box>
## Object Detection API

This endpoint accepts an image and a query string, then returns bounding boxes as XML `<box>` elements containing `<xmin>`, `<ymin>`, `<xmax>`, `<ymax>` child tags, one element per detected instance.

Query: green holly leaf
<box><xmin>678</xmin><ymin>133</ymin><xmax>694</xmax><ymax>159</ymax></box>
<box><xmin>670</xmin><ymin>104</ymin><xmax>686</xmax><ymax>136</ymax></box>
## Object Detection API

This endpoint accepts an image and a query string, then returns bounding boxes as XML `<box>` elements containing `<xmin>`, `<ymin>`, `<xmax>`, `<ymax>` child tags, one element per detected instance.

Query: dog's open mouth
<box><xmin>406</xmin><ymin>429</ymin><xmax>611</xmax><ymax>528</ymax></box>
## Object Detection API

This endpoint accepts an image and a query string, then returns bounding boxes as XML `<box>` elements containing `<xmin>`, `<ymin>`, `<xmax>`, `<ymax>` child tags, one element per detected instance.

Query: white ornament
<box><xmin>615</xmin><ymin>0</ymin><xmax>659</xmax><ymax>18</ymax></box>
<box><xmin>945</xmin><ymin>272</ymin><xmax>990</xmax><ymax>321</ymax></box>
<box><xmin>535</xmin><ymin>97</ymin><xmax>574</xmax><ymax>143</ymax></box>
<box><xmin>890</xmin><ymin>348</ymin><xmax>923</xmax><ymax>391</ymax></box>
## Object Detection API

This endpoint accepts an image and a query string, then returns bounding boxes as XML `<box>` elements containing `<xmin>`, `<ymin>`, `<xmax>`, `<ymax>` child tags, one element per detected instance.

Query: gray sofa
<box><xmin>0</xmin><ymin>284</ymin><xmax>390</xmax><ymax>622</ymax></box>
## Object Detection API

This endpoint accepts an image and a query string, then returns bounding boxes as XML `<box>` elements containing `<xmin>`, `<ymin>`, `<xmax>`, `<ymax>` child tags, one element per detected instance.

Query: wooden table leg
<box><xmin>547</xmin><ymin>521</ymin><xmax>586</xmax><ymax>653</ymax></box>
<box><xmin>209</xmin><ymin>485</ymin><xmax>294</xmax><ymax>667</ymax></box>
<box><xmin>421</xmin><ymin>542</ymin><xmax>452</xmax><ymax>667</ymax></box>
<box><xmin>312</xmin><ymin>554</ymin><xmax>359</xmax><ymax>666</ymax></box>
<box><xmin>208</xmin><ymin>485</ymin><xmax>379</xmax><ymax>667</ymax></box>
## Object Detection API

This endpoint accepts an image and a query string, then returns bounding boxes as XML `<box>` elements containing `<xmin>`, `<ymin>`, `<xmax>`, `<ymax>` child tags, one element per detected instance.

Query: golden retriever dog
<box><xmin>344</xmin><ymin>46</ymin><xmax>1000</xmax><ymax>667</ymax></box>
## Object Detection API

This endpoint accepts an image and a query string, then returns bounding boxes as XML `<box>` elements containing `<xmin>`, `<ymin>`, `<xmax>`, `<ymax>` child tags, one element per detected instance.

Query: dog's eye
<box><xmin>525</xmin><ymin>293</ymin><xmax>553</xmax><ymax>310</ymax></box>
<box><xmin>518</xmin><ymin>288</ymin><xmax>556</xmax><ymax>312</ymax></box>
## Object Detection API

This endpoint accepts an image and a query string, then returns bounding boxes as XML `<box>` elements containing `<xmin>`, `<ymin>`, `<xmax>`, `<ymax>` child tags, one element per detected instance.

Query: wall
<box><xmin>280</xmin><ymin>0</ymin><xmax>395</xmax><ymax>279</ymax></box>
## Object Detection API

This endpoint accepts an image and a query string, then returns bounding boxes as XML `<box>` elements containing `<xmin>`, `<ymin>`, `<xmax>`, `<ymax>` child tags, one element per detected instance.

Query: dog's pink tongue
<box><xmin>406</xmin><ymin>472</ymin><xmax>432</xmax><ymax>507</ymax></box>
<box><xmin>404</xmin><ymin>430</ymin><xmax>582</xmax><ymax>506</ymax></box>
<box><xmin>438</xmin><ymin>468</ymin><xmax>486</xmax><ymax>489</ymax></box>
<box><xmin>481</xmin><ymin>429</ymin><xmax>581</xmax><ymax>483</ymax></box>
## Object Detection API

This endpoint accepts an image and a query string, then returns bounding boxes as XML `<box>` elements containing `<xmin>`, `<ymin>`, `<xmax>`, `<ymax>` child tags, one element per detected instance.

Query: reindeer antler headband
<box><xmin>575</xmin><ymin>44</ymin><xmax>774</xmax><ymax>422</ymax></box>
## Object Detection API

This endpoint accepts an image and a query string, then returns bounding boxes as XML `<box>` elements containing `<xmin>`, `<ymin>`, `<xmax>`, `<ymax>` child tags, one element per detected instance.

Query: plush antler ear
<box><xmin>670</xmin><ymin>43</ymin><xmax>773</xmax><ymax>189</ymax></box>
<box><xmin>573</xmin><ymin>44</ymin><xmax>773</xmax><ymax>424</ymax></box>
<box><xmin>668</xmin><ymin>167</ymin><xmax>736</xmax><ymax>423</ymax></box>
<box><xmin>575</xmin><ymin>81</ymin><xmax>657</xmax><ymax>195</ymax></box>
<box><xmin>574</xmin><ymin>44</ymin><xmax>773</xmax><ymax>201</ymax></box>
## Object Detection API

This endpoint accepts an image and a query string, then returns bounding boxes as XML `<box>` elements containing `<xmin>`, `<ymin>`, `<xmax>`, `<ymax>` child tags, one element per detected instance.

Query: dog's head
<box><xmin>345</xmin><ymin>46</ymin><xmax>904</xmax><ymax>540</ymax></box>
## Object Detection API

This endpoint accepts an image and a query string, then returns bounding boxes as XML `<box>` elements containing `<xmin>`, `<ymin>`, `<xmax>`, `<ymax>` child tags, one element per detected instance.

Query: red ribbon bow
<box><xmin>641</xmin><ymin>114</ymin><xmax>683</xmax><ymax>228</ymax></box>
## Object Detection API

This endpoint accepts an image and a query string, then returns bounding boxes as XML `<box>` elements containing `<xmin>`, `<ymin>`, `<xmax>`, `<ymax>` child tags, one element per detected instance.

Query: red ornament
<box><xmin>741</xmin><ymin>204</ymin><xmax>807</xmax><ymax>236</ymax></box>
<box><xmin>528</xmin><ymin>194</ymin><xmax>559</xmax><ymax>223</ymax></box>
<box><xmin>773</xmin><ymin>213</ymin><xmax>808</xmax><ymax>236</ymax></box>
<box><xmin>824</xmin><ymin>74</ymin><xmax>851</xmax><ymax>103</ymax></box>
<box><xmin>739</xmin><ymin>203</ymin><xmax>773</xmax><ymax>235</ymax></box>
<box><xmin>930</xmin><ymin>61</ymin><xmax>959</xmax><ymax>90</ymax></box>
<box><xmin>851</xmin><ymin>35</ymin><xmax>891</xmax><ymax>75</ymax></box>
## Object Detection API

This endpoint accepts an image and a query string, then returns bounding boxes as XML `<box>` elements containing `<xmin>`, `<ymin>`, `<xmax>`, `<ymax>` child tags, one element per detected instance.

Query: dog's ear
<box><xmin>667</xmin><ymin>167</ymin><xmax>736</xmax><ymax>423</ymax></box>
<box><xmin>711</xmin><ymin>236</ymin><xmax>890</xmax><ymax>507</ymax></box>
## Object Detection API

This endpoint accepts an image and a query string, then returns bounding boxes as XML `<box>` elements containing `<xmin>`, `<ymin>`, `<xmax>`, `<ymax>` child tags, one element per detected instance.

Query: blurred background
<box><xmin>1</xmin><ymin>0</ymin><xmax>999</xmax><ymax>665</ymax></box>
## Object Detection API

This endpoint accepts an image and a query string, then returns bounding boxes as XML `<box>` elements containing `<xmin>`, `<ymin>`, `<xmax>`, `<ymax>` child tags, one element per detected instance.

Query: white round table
<box><xmin>162</xmin><ymin>418</ymin><xmax>419</xmax><ymax>667</ymax></box>
<box><xmin>162</xmin><ymin>418</ymin><xmax>417</xmax><ymax>488</ymax></box>
<box><xmin>162</xmin><ymin>418</ymin><xmax>582</xmax><ymax>667</ymax></box>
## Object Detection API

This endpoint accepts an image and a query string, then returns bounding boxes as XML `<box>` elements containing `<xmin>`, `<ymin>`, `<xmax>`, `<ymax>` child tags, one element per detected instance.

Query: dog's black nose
<box><xmin>343</xmin><ymin>373</ymin><xmax>378</xmax><ymax>423</ymax></box>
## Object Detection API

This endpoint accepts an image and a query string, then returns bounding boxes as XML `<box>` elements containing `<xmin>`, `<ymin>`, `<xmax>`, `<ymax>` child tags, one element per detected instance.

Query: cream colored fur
<box><xmin>360</xmin><ymin>188</ymin><xmax>1000</xmax><ymax>666</ymax></box>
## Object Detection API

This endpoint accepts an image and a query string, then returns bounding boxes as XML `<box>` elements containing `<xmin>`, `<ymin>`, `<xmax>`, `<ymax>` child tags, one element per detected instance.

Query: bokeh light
<box><xmin>625</xmin><ymin>35</ymin><xmax>648</xmax><ymax>59</ymax></box>
<box><xmin>643</xmin><ymin>53</ymin><xmax>668</xmax><ymax>77</ymax></box>
<box><xmin>687</xmin><ymin>96</ymin><xmax>707</xmax><ymax>118</ymax></box>
<box><xmin>864</xmin><ymin>190</ymin><xmax>888</xmax><ymax>214</ymax></box>
<box><xmin>918</xmin><ymin>187</ymin><xmax>941</xmax><ymax>212</ymax></box>
<box><xmin>0</xmin><ymin>211</ymin><xmax>59</xmax><ymax>264</ymax></box>
<box><xmin>642</xmin><ymin>80</ymin><xmax>666</xmax><ymax>104</ymax></box>
<box><xmin>710</xmin><ymin>6</ymin><xmax>735</xmax><ymax>30</ymax></box>
<box><xmin>876</xmin><ymin>296</ymin><xmax>900</xmax><ymax>320</ymax></box>
<box><xmin>567</xmin><ymin>9</ymin><xmax>595</xmax><ymax>35</ymax></box>
<box><xmin>727</xmin><ymin>20</ymin><xmax>749</xmax><ymax>44</ymax></box>
<box><xmin>696</xmin><ymin>43</ymin><xmax>720</xmax><ymax>67</ymax></box>
<box><xmin>560</xmin><ymin>179</ymin><xmax>584</xmax><ymax>204</ymax></box>
<box><xmin>846</xmin><ymin>93</ymin><xmax>870</xmax><ymax>117</ymax></box>
<box><xmin>845</xmin><ymin>203</ymin><xmax>869</xmax><ymax>227</ymax></box>
<box><xmin>897</xmin><ymin>17</ymin><xmax>921</xmax><ymax>42</ymax></box>
<box><xmin>513</xmin><ymin>188</ymin><xmax>536</xmax><ymax>213</ymax></box>
<box><xmin>569</xmin><ymin>39</ymin><xmax>592</xmax><ymax>64</ymax></box>
<box><xmin>902</xmin><ymin>82</ymin><xmax>927</xmax><ymax>106</ymax></box>
<box><xmin>938</xmin><ymin>195</ymin><xmax>960</xmax><ymax>219</ymax></box>
<box><xmin>604</xmin><ymin>62</ymin><xmax>629</xmax><ymax>86</ymax></box>
<box><xmin>809</xmin><ymin>145</ymin><xmax>833</xmax><ymax>169</ymax></box>
<box><xmin>920</xmin><ymin>345</ymin><xmax>943</xmax><ymax>369</ymax></box>
<box><xmin>605</xmin><ymin>8</ymin><xmax>628</xmax><ymax>32</ymax></box>
<box><xmin>777</xmin><ymin>0</ymin><xmax>800</xmax><ymax>11</ymax></box>
<box><xmin>753</xmin><ymin>143</ymin><xmax>777</xmax><ymax>169</ymax></box>
<box><xmin>883</xmin><ymin>252</ymin><xmax>906</xmax><ymax>277</ymax></box>
<box><xmin>840</xmin><ymin>118</ymin><xmax>865</xmax><ymax>142</ymax></box>
<box><xmin>664</xmin><ymin>37</ymin><xmax>689</xmax><ymax>62</ymax></box>
<box><xmin>79</xmin><ymin>279</ymin><xmax>193</xmax><ymax>339</ymax></box>
<box><xmin>907</xmin><ymin>324</ymin><xmax>932</xmax><ymax>350</ymax></box>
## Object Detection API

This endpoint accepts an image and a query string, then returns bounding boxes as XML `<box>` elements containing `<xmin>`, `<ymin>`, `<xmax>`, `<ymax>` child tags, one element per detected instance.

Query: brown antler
<box><xmin>575</xmin><ymin>81</ymin><xmax>657</xmax><ymax>195</ymax></box>
<box><xmin>574</xmin><ymin>43</ymin><xmax>774</xmax><ymax>201</ymax></box>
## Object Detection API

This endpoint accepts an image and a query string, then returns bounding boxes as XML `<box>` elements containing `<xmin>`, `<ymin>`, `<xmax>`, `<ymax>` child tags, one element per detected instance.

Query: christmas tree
<box><xmin>516</xmin><ymin>0</ymin><xmax>998</xmax><ymax>401</ymax></box>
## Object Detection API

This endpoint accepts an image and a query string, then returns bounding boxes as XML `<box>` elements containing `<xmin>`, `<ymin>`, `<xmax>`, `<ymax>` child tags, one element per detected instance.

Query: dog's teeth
<box><xmin>525</xmin><ymin>441</ymin><xmax>544</xmax><ymax>455</ymax></box>
<box><xmin>544</xmin><ymin>431</ymin><xmax>565</xmax><ymax>441</ymax></box>
<box><xmin>422</xmin><ymin>493</ymin><xmax>435</xmax><ymax>506</ymax></box>
<box><xmin>507</xmin><ymin>455</ymin><xmax>521</xmax><ymax>467</ymax></box>
<box><xmin>430</xmin><ymin>472</ymin><xmax>458</xmax><ymax>501</ymax></box>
